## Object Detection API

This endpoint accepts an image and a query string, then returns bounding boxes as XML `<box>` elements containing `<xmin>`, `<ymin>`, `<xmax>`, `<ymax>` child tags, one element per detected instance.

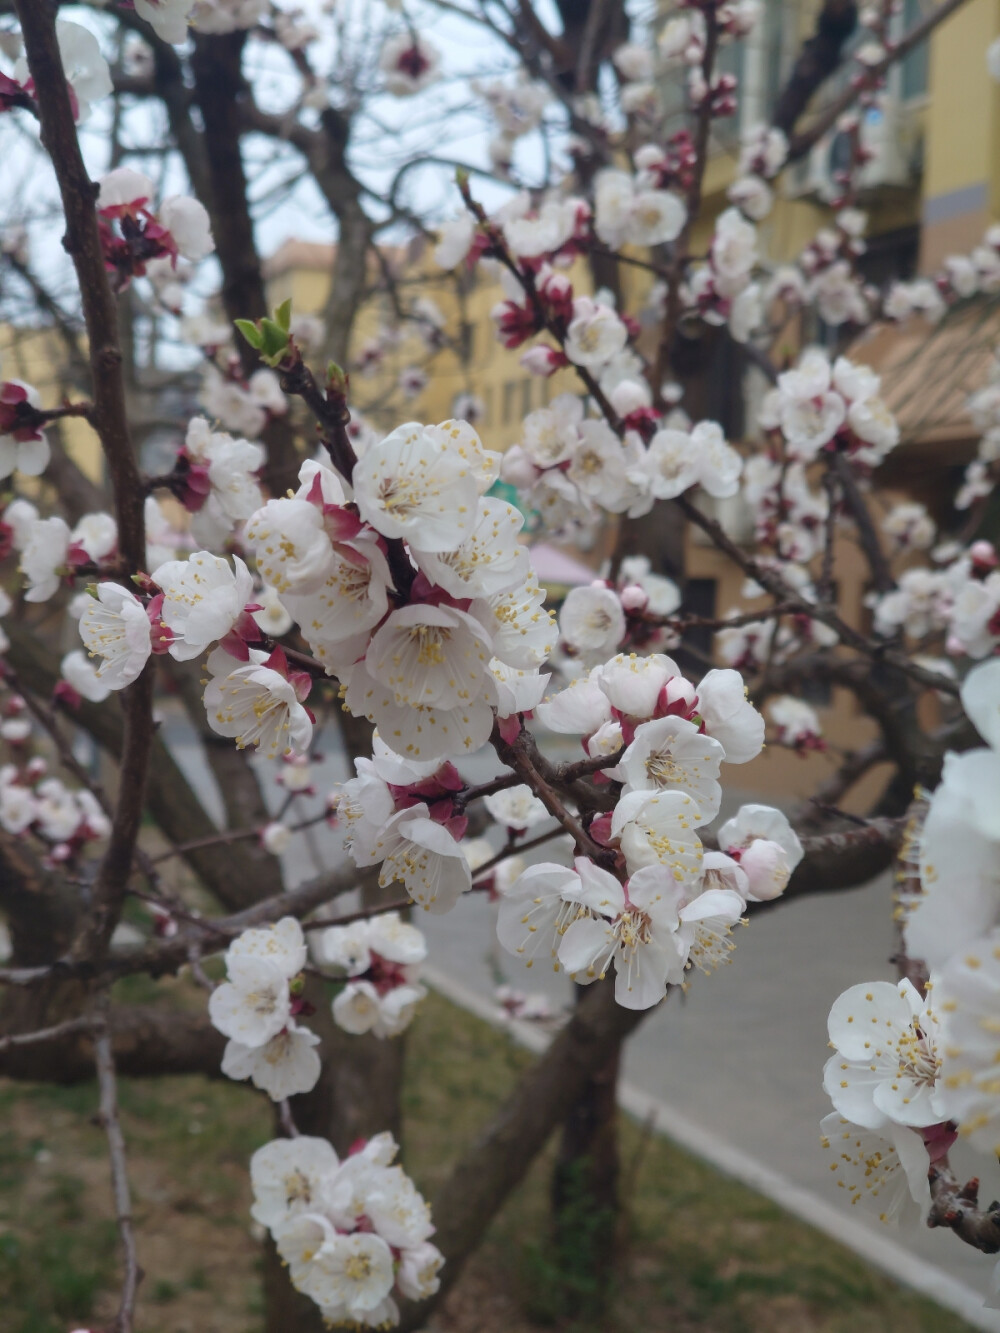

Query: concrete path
<box><xmin>161</xmin><ymin>715</ymin><xmax>1000</xmax><ymax>1328</ymax></box>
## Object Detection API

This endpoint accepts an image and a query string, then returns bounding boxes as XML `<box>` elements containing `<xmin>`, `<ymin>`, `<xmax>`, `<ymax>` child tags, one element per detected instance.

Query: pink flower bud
<box><xmin>619</xmin><ymin>584</ymin><xmax>648</xmax><ymax>612</ymax></box>
<box><xmin>520</xmin><ymin>345</ymin><xmax>566</xmax><ymax>377</ymax></box>
<box><xmin>739</xmin><ymin>839</ymin><xmax>791</xmax><ymax>901</ymax></box>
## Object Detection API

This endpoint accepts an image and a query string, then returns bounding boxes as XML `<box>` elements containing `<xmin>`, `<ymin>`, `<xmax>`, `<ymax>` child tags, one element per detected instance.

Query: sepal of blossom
<box><xmin>78</xmin><ymin>583</ymin><xmax>153</xmax><ymax>689</ymax></box>
<box><xmin>145</xmin><ymin>593</ymin><xmax>175</xmax><ymax>655</ymax></box>
<box><xmin>536</xmin><ymin>264</ymin><xmax>575</xmax><ymax>322</ymax></box>
<box><xmin>716</xmin><ymin>804</ymin><xmax>803</xmax><ymax>900</ymax></box>
<box><xmin>820</xmin><ymin>1113</ymin><xmax>931</xmax><ymax>1226</ymax></box>
<box><xmin>823</xmin><ymin>979</ymin><xmax>943</xmax><ymax>1130</ymax></box>
<box><xmin>221</xmin><ymin>1022</ymin><xmax>321</xmax><ymax>1100</ymax></box>
<box><xmin>491</xmin><ymin>297</ymin><xmax>540</xmax><ymax>349</ymax></box>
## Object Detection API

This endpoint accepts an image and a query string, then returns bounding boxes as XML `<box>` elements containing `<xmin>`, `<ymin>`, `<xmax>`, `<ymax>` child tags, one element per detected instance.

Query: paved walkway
<box><xmin>162</xmin><ymin>716</ymin><xmax>1000</xmax><ymax>1327</ymax></box>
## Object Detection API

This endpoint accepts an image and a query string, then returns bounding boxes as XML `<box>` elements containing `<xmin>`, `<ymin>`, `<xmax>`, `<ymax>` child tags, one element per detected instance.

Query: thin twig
<box><xmin>93</xmin><ymin>1015</ymin><xmax>142</xmax><ymax>1332</ymax></box>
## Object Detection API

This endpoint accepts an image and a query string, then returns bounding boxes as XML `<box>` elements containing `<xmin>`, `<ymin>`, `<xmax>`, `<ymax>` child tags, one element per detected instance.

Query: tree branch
<box><xmin>94</xmin><ymin>1014</ymin><xmax>142</xmax><ymax>1332</ymax></box>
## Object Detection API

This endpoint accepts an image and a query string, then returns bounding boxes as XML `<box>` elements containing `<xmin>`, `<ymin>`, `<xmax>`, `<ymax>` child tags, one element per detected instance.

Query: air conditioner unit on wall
<box><xmin>783</xmin><ymin>99</ymin><xmax>918</xmax><ymax>202</ymax></box>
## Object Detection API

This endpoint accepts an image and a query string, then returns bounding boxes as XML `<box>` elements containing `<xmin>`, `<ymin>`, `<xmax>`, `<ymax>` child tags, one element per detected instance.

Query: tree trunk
<box><xmin>549</xmin><ymin>985</ymin><xmax>621</xmax><ymax>1319</ymax></box>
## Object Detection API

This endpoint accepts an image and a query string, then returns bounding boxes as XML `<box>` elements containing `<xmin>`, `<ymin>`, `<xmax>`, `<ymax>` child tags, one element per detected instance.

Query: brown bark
<box><xmin>398</xmin><ymin>977</ymin><xmax>646</xmax><ymax>1331</ymax></box>
<box><xmin>550</xmin><ymin>986</ymin><xmax>621</xmax><ymax>1318</ymax></box>
<box><xmin>187</xmin><ymin>32</ymin><xmax>301</xmax><ymax>496</ymax></box>
<box><xmin>770</xmin><ymin>0</ymin><xmax>858</xmax><ymax>137</ymax></box>
<box><xmin>4</xmin><ymin>622</ymin><xmax>280</xmax><ymax>911</ymax></box>
<box><xmin>0</xmin><ymin>1004</ymin><xmax>226</xmax><ymax>1083</ymax></box>
<box><xmin>15</xmin><ymin>0</ymin><xmax>154</xmax><ymax>967</ymax></box>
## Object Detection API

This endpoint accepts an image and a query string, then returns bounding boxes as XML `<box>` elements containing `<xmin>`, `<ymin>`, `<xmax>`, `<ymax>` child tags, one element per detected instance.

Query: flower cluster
<box><xmin>501</xmin><ymin>393</ymin><xmax>742</xmax><ymax>540</ymax></box>
<box><xmin>821</xmin><ymin>661</ymin><xmax>1000</xmax><ymax>1243</ymax></box>
<box><xmin>681</xmin><ymin>207</ymin><xmax>762</xmax><ymax>343</ymax></box>
<box><xmin>96</xmin><ymin>167</ymin><xmax>214</xmax><ymax>290</ymax></box>
<box><xmin>759</xmin><ymin>347</ymin><xmax>899</xmax><ymax>467</ymax></box>
<box><xmin>251</xmin><ymin>1132</ymin><xmax>443</xmax><ymax>1325</ymax></box>
<box><xmin>496</xmin><ymin>793</ymin><xmax>800</xmax><ymax>1010</ymax></box>
<box><xmin>320</xmin><ymin>911</ymin><xmax>429</xmax><ymax>1038</ymax></box>
<box><xmin>208</xmin><ymin>918</ymin><xmax>321</xmax><ymax>1100</ymax></box>
<box><xmin>0</xmin><ymin>761</ymin><xmax>110</xmax><ymax>861</ymax></box>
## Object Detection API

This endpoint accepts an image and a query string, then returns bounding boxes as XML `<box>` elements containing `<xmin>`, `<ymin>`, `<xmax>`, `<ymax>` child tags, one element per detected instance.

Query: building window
<box><xmin>482</xmin><ymin>385</ymin><xmax>493</xmax><ymax>427</ymax></box>
<box><xmin>676</xmin><ymin>577</ymin><xmax>717</xmax><ymax>674</ymax></box>
<box><xmin>521</xmin><ymin>378</ymin><xmax>532</xmax><ymax>417</ymax></box>
<box><xmin>502</xmin><ymin>380</ymin><xmax>518</xmax><ymax>424</ymax></box>
<box><xmin>900</xmin><ymin>0</ymin><xmax>929</xmax><ymax>99</ymax></box>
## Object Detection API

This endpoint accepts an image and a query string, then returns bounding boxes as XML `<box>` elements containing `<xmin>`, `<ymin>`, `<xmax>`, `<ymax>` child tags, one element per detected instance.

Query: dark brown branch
<box><xmin>833</xmin><ymin>451</ymin><xmax>894</xmax><ymax>594</ymax></box>
<box><xmin>771</xmin><ymin>0</ymin><xmax>858</xmax><ymax>137</ymax></box>
<box><xmin>786</xmin><ymin>0</ymin><xmax>972</xmax><ymax>161</ymax></box>
<box><xmin>928</xmin><ymin>1161</ymin><xmax>1000</xmax><ymax>1254</ymax></box>
<box><xmin>15</xmin><ymin>1</ymin><xmax>155</xmax><ymax>966</ymax></box>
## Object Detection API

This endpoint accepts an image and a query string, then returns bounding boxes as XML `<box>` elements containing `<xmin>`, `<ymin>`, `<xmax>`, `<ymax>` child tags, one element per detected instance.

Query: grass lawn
<box><xmin>0</xmin><ymin>988</ymin><xmax>977</xmax><ymax>1333</ymax></box>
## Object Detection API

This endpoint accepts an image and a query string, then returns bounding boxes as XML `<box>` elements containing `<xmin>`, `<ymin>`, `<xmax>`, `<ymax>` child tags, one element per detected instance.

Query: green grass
<box><xmin>0</xmin><ymin>991</ymin><xmax>980</xmax><ymax>1332</ymax></box>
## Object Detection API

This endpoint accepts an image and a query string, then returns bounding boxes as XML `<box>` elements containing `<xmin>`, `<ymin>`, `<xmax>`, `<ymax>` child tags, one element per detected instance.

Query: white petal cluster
<box><xmin>759</xmin><ymin>347</ymin><xmax>898</xmax><ymax>465</ymax></box>
<box><xmin>594</xmin><ymin>170</ymin><xmax>686</xmax><ymax>249</ymax></box>
<box><xmin>209</xmin><ymin>917</ymin><xmax>319</xmax><ymax>1100</ymax></box>
<box><xmin>251</xmin><ymin>1132</ymin><xmax>442</xmax><ymax>1325</ymax></box>
<box><xmin>497</xmin><ymin>854</ymin><xmax>747</xmax><ymax>1009</ymax></box>
<box><xmin>320</xmin><ymin>911</ymin><xmax>428</xmax><ymax>1039</ymax></box>
<box><xmin>538</xmin><ymin>654</ymin><xmax>764</xmax><ymax>770</ymax></box>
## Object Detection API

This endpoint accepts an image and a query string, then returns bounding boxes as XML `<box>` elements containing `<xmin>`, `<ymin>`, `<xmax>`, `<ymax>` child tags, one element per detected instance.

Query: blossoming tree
<box><xmin>2</xmin><ymin>0</ymin><xmax>1000</xmax><ymax>1328</ymax></box>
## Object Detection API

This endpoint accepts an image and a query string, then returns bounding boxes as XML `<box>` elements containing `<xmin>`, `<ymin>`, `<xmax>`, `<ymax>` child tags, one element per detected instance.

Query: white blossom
<box><xmin>79</xmin><ymin>585</ymin><xmax>152</xmax><ymax>690</ymax></box>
